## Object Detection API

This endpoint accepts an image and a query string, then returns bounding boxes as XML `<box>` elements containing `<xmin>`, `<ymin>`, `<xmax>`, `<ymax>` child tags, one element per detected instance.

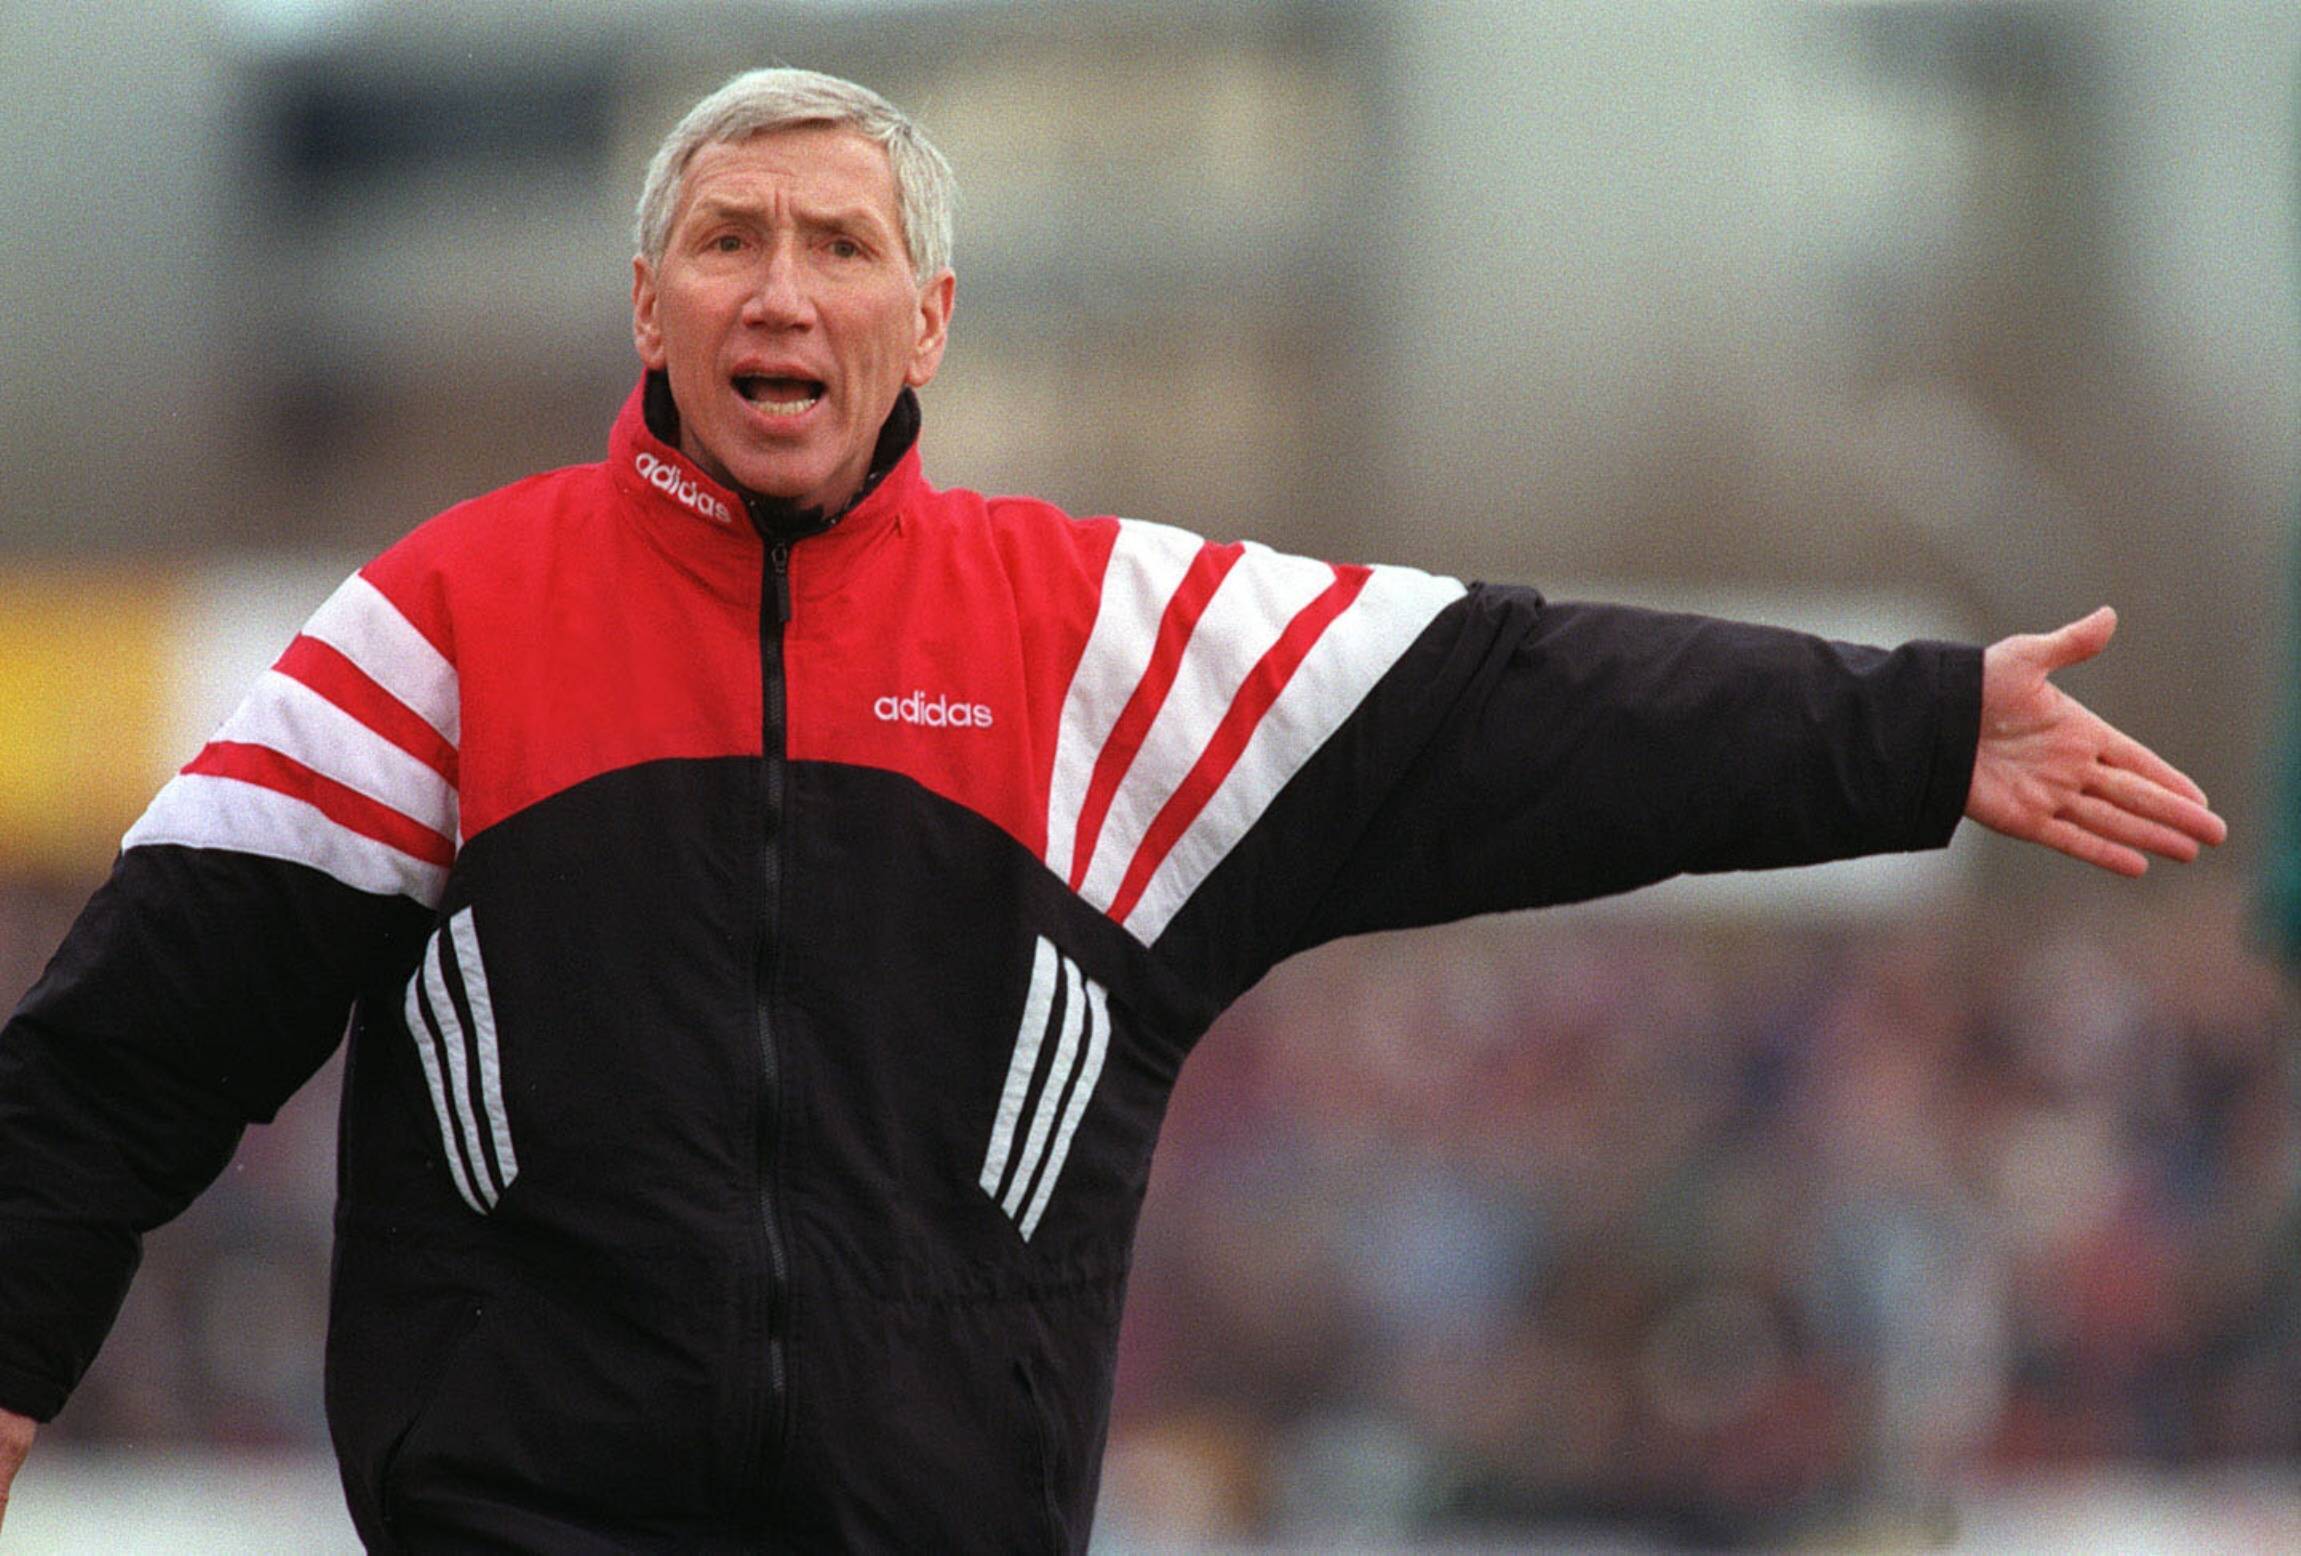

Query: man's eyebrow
<box><xmin>684</xmin><ymin>194</ymin><xmax>895</xmax><ymax>235</ymax></box>
<box><xmin>685</xmin><ymin>194</ymin><xmax>761</xmax><ymax>227</ymax></box>
<box><xmin>794</xmin><ymin>199</ymin><xmax>899</xmax><ymax>237</ymax></box>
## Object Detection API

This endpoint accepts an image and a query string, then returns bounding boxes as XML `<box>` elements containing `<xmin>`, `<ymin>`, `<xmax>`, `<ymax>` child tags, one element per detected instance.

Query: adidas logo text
<box><xmin>634</xmin><ymin>451</ymin><xmax>735</xmax><ymax>526</ymax></box>
<box><xmin>875</xmin><ymin>691</ymin><xmax>994</xmax><ymax>729</ymax></box>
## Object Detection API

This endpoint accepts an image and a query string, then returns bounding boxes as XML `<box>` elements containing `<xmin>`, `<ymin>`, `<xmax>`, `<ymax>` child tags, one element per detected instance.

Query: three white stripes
<box><xmin>1045</xmin><ymin>520</ymin><xmax>1468</xmax><ymax>944</ymax></box>
<box><xmin>979</xmin><ymin>937</ymin><xmax>1112</xmax><ymax>1242</ymax></box>
<box><xmin>125</xmin><ymin>568</ymin><xmax>462</xmax><ymax>909</ymax></box>
<box><xmin>404</xmin><ymin>907</ymin><xmax>519</xmax><ymax>1213</ymax></box>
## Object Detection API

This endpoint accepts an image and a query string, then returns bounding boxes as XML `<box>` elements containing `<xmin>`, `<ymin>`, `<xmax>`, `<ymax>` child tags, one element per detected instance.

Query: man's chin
<box><xmin>726</xmin><ymin>462</ymin><xmax>837</xmax><ymax>511</ymax></box>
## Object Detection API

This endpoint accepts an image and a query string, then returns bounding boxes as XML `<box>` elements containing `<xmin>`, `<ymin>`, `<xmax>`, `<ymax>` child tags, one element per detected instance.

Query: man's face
<box><xmin>632</xmin><ymin>124</ymin><xmax>954</xmax><ymax>513</ymax></box>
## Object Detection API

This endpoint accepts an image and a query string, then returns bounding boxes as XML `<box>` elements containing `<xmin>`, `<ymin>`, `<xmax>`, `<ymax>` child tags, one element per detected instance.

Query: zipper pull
<box><xmin>770</xmin><ymin>542</ymin><xmax>793</xmax><ymax>626</ymax></box>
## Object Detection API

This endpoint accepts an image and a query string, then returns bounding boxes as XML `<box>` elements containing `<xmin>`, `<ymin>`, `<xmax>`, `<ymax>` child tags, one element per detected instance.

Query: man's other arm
<box><xmin>1278</xmin><ymin>591</ymin><xmax>2217</xmax><ymax>960</ymax></box>
<box><xmin>0</xmin><ymin>559</ymin><xmax>454</xmax><ymax>1510</ymax></box>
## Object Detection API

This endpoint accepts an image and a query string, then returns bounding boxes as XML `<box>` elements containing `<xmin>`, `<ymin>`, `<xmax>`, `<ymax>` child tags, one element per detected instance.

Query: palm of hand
<box><xmin>1965</xmin><ymin>607</ymin><xmax>2224</xmax><ymax>876</ymax></box>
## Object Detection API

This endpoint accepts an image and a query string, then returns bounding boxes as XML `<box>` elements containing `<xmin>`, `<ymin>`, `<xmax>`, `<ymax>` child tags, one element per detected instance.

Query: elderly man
<box><xmin>0</xmin><ymin>67</ymin><xmax>2222</xmax><ymax>1553</ymax></box>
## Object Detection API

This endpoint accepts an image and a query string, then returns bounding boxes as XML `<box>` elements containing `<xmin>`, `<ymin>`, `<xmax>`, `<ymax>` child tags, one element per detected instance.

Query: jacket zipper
<box><xmin>750</xmin><ymin>538</ymin><xmax>797</xmax><ymax>1502</ymax></box>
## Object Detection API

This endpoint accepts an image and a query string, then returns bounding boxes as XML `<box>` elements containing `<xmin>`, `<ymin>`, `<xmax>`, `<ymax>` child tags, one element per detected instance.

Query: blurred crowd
<box><xmin>1104</xmin><ymin>886</ymin><xmax>2299</xmax><ymax>1546</ymax></box>
<box><xmin>6</xmin><ymin>874</ymin><xmax>2295</xmax><ymax>1547</ymax></box>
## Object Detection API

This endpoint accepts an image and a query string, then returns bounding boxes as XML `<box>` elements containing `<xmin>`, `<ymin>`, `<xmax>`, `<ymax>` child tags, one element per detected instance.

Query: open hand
<box><xmin>1964</xmin><ymin>607</ymin><xmax>2227</xmax><ymax>875</ymax></box>
<box><xmin>0</xmin><ymin>1405</ymin><xmax>31</xmax><ymax>1539</ymax></box>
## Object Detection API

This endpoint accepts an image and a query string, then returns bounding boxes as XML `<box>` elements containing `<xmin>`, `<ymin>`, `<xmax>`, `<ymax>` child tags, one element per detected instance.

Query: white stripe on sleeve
<box><xmin>1044</xmin><ymin>520</ymin><xmax>1204</xmax><ymax>884</ymax></box>
<box><xmin>1073</xmin><ymin>544</ymin><xmax>1334</xmax><ymax>914</ymax></box>
<box><xmin>302</xmin><ymin>572</ymin><xmax>460</xmax><ymax>746</ymax></box>
<box><xmin>215</xmin><ymin>670</ymin><xmax>458</xmax><ymax>840</ymax></box>
<box><xmin>124</xmin><ymin>774</ymin><xmax>448</xmax><ymax>907</ymax></box>
<box><xmin>1123</xmin><ymin>562</ymin><xmax>1466</xmax><ymax>942</ymax></box>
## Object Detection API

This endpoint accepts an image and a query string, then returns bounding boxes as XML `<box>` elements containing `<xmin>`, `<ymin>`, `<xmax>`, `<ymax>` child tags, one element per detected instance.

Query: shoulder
<box><xmin>947</xmin><ymin>487</ymin><xmax>1126</xmax><ymax>549</ymax></box>
<box><xmin>891</xmin><ymin>481</ymin><xmax>1135</xmax><ymax>603</ymax></box>
<box><xmin>382</xmin><ymin>461</ymin><xmax>609</xmax><ymax>570</ymax></box>
<box><xmin>965</xmin><ymin>490</ymin><xmax>1224</xmax><ymax>590</ymax></box>
<box><xmin>352</xmin><ymin>460</ymin><xmax>615</xmax><ymax>658</ymax></box>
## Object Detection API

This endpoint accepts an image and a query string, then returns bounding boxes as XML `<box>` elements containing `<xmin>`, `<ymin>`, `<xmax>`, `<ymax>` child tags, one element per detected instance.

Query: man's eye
<box><xmin>828</xmin><ymin>237</ymin><xmax>862</xmax><ymax>259</ymax></box>
<box><xmin>710</xmin><ymin>233</ymin><xmax>745</xmax><ymax>253</ymax></box>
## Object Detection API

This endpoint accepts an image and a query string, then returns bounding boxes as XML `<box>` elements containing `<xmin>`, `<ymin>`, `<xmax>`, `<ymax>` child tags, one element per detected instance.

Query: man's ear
<box><xmin>632</xmin><ymin>255</ymin><xmax>667</xmax><ymax>369</ymax></box>
<box><xmin>905</xmin><ymin>269</ymin><xmax>957</xmax><ymax>389</ymax></box>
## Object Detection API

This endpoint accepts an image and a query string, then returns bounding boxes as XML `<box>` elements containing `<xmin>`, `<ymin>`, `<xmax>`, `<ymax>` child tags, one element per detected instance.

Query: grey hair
<box><xmin>634</xmin><ymin>67</ymin><xmax>955</xmax><ymax>282</ymax></box>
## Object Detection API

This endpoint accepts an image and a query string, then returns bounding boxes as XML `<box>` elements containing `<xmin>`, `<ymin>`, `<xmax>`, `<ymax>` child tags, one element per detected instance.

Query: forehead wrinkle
<box><xmin>679</xmin><ymin>178</ymin><xmax>898</xmax><ymax>240</ymax></box>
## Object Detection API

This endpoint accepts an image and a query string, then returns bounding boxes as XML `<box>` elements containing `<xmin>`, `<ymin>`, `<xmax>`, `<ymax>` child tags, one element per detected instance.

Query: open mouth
<box><xmin>735</xmin><ymin>374</ymin><xmax>824</xmax><ymax>417</ymax></box>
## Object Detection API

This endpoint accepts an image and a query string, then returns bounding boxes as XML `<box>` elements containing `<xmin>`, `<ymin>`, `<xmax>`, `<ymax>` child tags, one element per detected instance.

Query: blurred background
<box><xmin>2</xmin><ymin>0</ymin><xmax>2298</xmax><ymax>1549</ymax></box>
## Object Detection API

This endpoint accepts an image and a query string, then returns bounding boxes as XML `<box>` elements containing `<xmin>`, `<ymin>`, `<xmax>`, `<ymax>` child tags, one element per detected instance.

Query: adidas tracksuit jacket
<box><xmin>0</xmin><ymin>376</ymin><xmax>1981</xmax><ymax>1551</ymax></box>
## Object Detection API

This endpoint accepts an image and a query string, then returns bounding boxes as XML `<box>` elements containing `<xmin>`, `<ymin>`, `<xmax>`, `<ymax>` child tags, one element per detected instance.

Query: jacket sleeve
<box><xmin>0</xmin><ymin>565</ymin><xmax>455</xmax><ymax>1421</ymax></box>
<box><xmin>1292</xmin><ymin>585</ymin><xmax>1982</xmax><ymax>946</ymax></box>
<box><xmin>1142</xmin><ymin>577</ymin><xmax>1980</xmax><ymax>1006</ymax></box>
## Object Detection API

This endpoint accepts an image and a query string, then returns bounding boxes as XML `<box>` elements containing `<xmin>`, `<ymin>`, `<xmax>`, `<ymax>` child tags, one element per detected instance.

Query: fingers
<box><xmin>2059</xmin><ymin>793</ymin><xmax>2202</xmax><ymax>864</ymax></box>
<box><xmin>2034</xmin><ymin>815</ymin><xmax>2150</xmax><ymax>878</ymax></box>
<box><xmin>2087</xmin><ymin>764</ymin><xmax>2227</xmax><ymax>847</ymax></box>
<box><xmin>2036</xmin><ymin>759</ymin><xmax>2227</xmax><ymax>877</ymax></box>
<box><xmin>2098</xmin><ymin>723</ymin><xmax>2212</xmax><ymax>810</ymax></box>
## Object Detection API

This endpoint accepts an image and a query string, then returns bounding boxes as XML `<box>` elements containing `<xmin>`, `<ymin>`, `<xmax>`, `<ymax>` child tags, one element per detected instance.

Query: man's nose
<box><xmin>742</xmin><ymin>244</ymin><xmax>812</xmax><ymax>327</ymax></box>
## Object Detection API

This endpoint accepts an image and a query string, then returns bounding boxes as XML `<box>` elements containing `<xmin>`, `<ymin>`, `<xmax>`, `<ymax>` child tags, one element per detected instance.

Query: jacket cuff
<box><xmin>1912</xmin><ymin>640</ymin><xmax>1984</xmax><ymax>848</ymax></box>
<box><xmin>0</xmin><ymin>1355</ymin><xmax>66</xmax><ymax>1423</ymax></box>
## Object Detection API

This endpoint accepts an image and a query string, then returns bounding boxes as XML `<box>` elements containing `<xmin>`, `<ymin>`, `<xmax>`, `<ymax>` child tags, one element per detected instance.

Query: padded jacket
<box><xmin>0</xmin><ymin>378</ymin><xmax>1981</xmax><ymax>1551</ymax></box>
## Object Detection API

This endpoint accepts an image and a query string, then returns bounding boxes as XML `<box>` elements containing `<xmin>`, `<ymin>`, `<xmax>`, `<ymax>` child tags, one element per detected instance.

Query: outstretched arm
<box><xmin>1964</xmin><ymin>606</ymin><xmax>2227</xmax><ymax>875</ymax></box>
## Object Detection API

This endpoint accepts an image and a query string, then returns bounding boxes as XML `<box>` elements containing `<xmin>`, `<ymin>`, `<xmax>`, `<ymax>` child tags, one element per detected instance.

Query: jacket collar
<box><xmin>606</xmin><ymin>373</ymin><xmax>926</xmax><ymax>556</ymax></box>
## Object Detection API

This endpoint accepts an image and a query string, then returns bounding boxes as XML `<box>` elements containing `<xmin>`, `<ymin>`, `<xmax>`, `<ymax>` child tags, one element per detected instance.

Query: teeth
<box><xmin>737</xmin><ymin>376</ymin><xmax>821</xmax><ymax>416</ymax></box>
